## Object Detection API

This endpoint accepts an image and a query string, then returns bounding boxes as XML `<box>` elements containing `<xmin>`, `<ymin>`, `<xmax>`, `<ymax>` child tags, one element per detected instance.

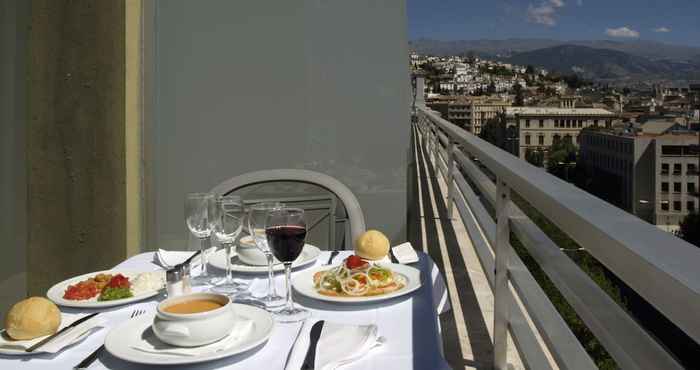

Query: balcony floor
<box><xmin>408</xmin><ymin>124</ymin><xmax>526</xmax><ymax>370</ymax></box>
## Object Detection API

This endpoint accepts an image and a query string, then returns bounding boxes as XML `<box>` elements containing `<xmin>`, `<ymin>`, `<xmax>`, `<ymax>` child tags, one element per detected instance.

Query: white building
<box><xmin>505</xmin><ymin>107</ymin><xmax>616</xmax><ymax>158</ymax></box>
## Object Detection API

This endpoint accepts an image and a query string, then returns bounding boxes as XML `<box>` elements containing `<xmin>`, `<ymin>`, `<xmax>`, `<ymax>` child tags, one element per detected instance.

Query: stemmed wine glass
<box><xmin>185</xmin><ymin>192</ymin><xmax>215</xmax><ymax>286</ymax></box>
<box><xmin>210</xmin><ymin>195</ymin><xmax>248</xmax><ymax>294</ymax></box>
<box><xmin>248</xmin><ymin>202</ymin><xmax>285</xmax><ymax>308</ymax></box>
<box><xmin>265</xmin><ymin>207</ymin><xmax>309</xmax><ymax>322</ymax></box>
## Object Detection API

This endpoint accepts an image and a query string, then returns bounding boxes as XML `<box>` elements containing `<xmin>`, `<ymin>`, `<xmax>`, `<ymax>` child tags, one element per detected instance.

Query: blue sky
<box><xmin>407</xmin><ymin>0</ymin><xmax>700</xmax><ymax>46</ymax></box>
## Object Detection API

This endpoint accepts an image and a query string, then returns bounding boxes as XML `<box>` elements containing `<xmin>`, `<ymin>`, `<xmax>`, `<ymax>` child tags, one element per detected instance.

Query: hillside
<box><xmin>505</xmin><ymin>45</ymin><xmax>700</xmax><ymax>80</ymax></box>
<box><xmin>409</xmin><ymin>38</ymin><xmax>700</xmax><ymax>62</ymax></box>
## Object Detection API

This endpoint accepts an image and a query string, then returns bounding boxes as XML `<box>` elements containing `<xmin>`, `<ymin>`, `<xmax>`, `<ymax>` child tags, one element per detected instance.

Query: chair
<box><xmin>210</xmin><ymin>169</ymin><xmax>366</xmax><ymax>250</ymax></box>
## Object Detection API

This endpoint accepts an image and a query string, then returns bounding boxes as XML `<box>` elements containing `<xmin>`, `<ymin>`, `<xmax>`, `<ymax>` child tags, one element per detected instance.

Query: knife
<box><xmin>389</xmin><ymin>248</ymin><xmax>400</xmax><ymax>264</ymax></box>
<box><xmin>301</xmin><ymin>320</ymin><xmax>325</xmax><ymax>370</ymax></box>
<box><xmin>26</xmin><ymin>312</ymin><xmax>100</xmax><ymax>353</ymax></box>
<box><xmin>178</xmin><ymin>249</ymin><xmax>202</xmax><ymax>269</ymax></box>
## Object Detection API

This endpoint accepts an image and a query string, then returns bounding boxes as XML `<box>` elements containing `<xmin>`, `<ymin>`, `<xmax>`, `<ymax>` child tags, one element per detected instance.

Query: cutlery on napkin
<box><xmin>285</xmin><ymin>320</ymin><xmax>384</xmax><ymax>370</ymax></box>
<box><xmin>131</xmin><ymin>317</ymin><xmax>253</xmax><ymax>356</ymax></box>
<box><xmin>0</xmin><ymin>313</ymin><xmax>105</xmax><ymax>354</ymax></box>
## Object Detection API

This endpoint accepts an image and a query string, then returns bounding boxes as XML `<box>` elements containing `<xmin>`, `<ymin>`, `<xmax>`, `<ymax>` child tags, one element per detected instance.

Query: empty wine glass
<box><xmin>265</xmin><ymin>207</ymin><xmax>309</xmax><ymax>322</ymax></box>
<box><xmin>210</xmin><ymin>196</ymin><xmax>248</xmax><ymax>294</ymax></box>
<box><xmin>185</xmin><ymin>192</ymin><xmax>214</xmax><ymax>286</ymax></box>
<box><xmin>248</xmin><ymin>202</ymin><xmax>285</xmax><ymax>309</ymax></box>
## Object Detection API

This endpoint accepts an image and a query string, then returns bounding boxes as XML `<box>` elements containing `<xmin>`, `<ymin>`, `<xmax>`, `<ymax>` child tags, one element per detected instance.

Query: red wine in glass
<box><xmin>266</xmin><ymin>225</ymin><xmax>307</xmax><ymax>262</ymax></box>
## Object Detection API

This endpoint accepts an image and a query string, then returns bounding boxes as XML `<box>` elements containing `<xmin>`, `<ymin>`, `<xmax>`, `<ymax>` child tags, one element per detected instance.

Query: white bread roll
<box><xmin>354</xmin><ymin>230</ymin><xmax>390</xmax><ymax>260</ymax></box>
<box><xmin>4</xmin><ymin>297</ymin><xmax>61</xmax><ymax>340</ymax></box>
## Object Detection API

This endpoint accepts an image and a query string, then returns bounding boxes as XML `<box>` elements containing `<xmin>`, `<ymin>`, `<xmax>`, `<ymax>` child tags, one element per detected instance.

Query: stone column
<box><xmin>27</xmin><ymin>0</ymin><xmax>127</xmax><ymax>295</ymax></box>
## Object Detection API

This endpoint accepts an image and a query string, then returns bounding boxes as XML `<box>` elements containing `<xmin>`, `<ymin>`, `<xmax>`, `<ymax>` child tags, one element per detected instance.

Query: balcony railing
<box><xmin>415</xmin><ymin>104</ymin><xmax>700</xmax><ymax>370</ymax></box>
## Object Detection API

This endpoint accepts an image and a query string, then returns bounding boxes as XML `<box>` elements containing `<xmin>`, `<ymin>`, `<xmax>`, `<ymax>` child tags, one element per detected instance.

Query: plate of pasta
<box><xmin>291</xmin><ymin>255</ymin><xmax>421</xmax><ymax>303</ymax></box>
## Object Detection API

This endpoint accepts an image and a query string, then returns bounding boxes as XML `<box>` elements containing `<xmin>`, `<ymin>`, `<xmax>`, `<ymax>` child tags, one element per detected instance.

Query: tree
<box><xmin>525</xmin><ymin>65</ymin><xmax>535</xmax><ymax>75</ymax></box>
<box><xmin>525</xmin><ymin>148</ymin><xmax>544</xmax><ymax>167</ymax></box>
<box><xmin>479</xmin><ymin>113</ymin><xmax>514</xmax><ymax>153</ymax></box>
<box><xmin>547</xmin><ymin>140</ymin><xmax>578</xmax><ymax>181</ymax></box>
<box><xmin>563</xmin><ymin>73</ymin><xmax>590</xmax><ymax>90</ymax></box>
<box><xmin>676</xmin><ymin>213</ymin><xmax>700</xmax><ymax>247</ymax></box>
<box><xmin>512</xmin><ymin>83</ymin><xmax>524</xmax><ymax>107</ymax></box>
<box><xmin>486</xmin><ymin>81</ymin><xmax>497</xmax><ymax>95</ymax></box>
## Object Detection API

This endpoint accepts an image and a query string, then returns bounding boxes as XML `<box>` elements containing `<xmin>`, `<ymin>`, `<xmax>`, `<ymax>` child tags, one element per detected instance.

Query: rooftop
<box><xmin>505</xmin><ymin>107</ymin><xmax>615</xmax><ymax>117</ymax></box>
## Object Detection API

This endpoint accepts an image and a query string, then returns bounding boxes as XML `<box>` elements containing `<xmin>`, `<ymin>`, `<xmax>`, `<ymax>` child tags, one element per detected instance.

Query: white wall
<box><xmin>148</xmin><ymin>1</ymin><xmax>410</xmax><ymax>249</ymax></box>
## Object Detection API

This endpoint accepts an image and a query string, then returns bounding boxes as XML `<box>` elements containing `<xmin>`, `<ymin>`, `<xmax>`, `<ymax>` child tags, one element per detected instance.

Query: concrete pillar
<box><xmin>0</xmin><ymin>0</ymin><xmax>29</xmax><ymax>316</ymax></box>
<box><xmin>26</xmin><ymin>0</ymin><xmax>127</xmax><ymax>295</ymax></box>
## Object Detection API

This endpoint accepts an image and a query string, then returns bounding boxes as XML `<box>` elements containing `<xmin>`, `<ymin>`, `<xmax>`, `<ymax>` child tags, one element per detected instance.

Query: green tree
<box><xmin>525</xmin><ymin>148</ymin><xmax>544</xmax><ymax>167</ymax></box>
<box><xmin>548</xmin><ymin>140</ymin><xmax>578</xmax><ymax>181</ymax></box>
<box><xmin>512</xmin><ymin>83</ymin><xmax>524</xmax><ymax>106</ymax></box>
<box><xmin>563</xmin><ymin>73</ymin><xmax>590</xmax><ymax>90</ymax></box>
<box><xmin>486</xmin><ymin>81</ymin><xmax>497</xmax><ymax>95</ymax></box>
<box><xmin>480</xmin><ymin>113</ymin><xmax>508</xmax><ymax>149</ymax></box>
<box><xmin>525</xmin><ymin>65</ymin><xmax>535</xmax><ymax>75</ymax></box>
<box><xmin>676</xmin><ymin>213</ymin><xmax>700</xmax><ymax>247</ymax></box>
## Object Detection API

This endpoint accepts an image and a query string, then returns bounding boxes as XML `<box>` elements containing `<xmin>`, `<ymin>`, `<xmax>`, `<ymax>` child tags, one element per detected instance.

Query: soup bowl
<box><xmin>237</xmin><ymin>235</ymin><xmax>279</xmax><ymax>266</ymax></box>
<box><xmin>152</xmin><ymin>292</ymin><xmax>236</xmax><ymax>347</ymax></box>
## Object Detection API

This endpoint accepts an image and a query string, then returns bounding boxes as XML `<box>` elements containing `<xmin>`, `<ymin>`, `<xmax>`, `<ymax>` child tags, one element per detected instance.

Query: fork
<box><xmin>283</xmin><ymin>318</ymin><xmax>309</xmax><ymax>369</ymax></box>
<box><xmin>74</xmin><ymin>309</ymin><xmax>146</xmax><ymax>369</ymax></box>
<box><xmin>325</xmin><ymin>250</ymin><xmax>340</xmax><ymax>265</ymax></box>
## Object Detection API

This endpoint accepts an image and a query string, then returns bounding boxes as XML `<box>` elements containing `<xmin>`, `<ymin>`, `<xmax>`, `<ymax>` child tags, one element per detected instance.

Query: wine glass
<box><xmin>185</xmin><ymin>192</ymin><xmax>214</xmax><ymax>286</ymax></box>
<box><xmin>265</xmin><ymin>207</ymin><xmax>309</xmax><ymax>322</ymax></box>
<box><xmin>210</xmin><ymin>195</ymin><xmax>248</xmax><ymax>294</ymax></box>
<box><xmin>248</xmin><ymin>202</ymin><xmax>285</xmax><ymax>308</ymax></box>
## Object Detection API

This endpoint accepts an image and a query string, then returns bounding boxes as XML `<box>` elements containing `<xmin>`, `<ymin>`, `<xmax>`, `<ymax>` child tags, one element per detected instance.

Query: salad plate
<box><xmin>208</xmin><ymin>244</ymin><xmax>321</xmax><ymax>273</ymax></box>
<box><xmin>104</xmin><ymin>304</ymin><xmax>273</xmax><ymax>365</ymax></box>
<box><xmin>47</xmin><ymin>269</ymin><xmax>164</xmax><ymax>308</ymax></box>
<box><xmin>292</xmin><ymin>260</ymin><xmax>422</xmax><ymax>303</ymax></box>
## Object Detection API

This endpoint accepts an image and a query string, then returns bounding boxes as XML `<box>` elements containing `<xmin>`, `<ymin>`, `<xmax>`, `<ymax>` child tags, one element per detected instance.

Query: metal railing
<box><xmin>415</xmin><ymin>105</ymin><xmax>700</xmax><ymax>370</ymax></box>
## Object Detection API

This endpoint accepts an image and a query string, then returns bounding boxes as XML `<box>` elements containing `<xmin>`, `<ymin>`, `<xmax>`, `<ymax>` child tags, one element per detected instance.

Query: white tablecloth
<box><xmin>1</xmin><ymin>251</ymin><xmax>450</xmax><ymax>370</ymax></box>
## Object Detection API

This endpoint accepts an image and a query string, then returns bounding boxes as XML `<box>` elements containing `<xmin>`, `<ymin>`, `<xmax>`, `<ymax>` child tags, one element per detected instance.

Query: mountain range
<box><xmin>410</xmin><ymin>38</ymin><xmax>700</xmax><ymax>81</ymax></box>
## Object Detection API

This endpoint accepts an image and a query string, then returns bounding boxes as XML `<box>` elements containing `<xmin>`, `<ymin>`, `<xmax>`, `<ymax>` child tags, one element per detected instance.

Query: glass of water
<box><xmin>185</xmin><ymin>192</ymin><xmax>214</xmax><ymax>286</ymax></box>
<box><xmin>210</xmin><ymin>196</ymin><xmax>248</xmax><ymax>294</ymax></box>
<box><xmin>248</xmin><ymin>202</ymin><xmax>285</xmax><ymax>309</ymax></box>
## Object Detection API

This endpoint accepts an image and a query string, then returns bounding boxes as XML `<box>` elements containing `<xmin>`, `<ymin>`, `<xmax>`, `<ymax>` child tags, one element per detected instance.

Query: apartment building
<box><xmin>506</xmin><ymin>107</ymin><xmax>616</xmax><ymax>158</ymax></box>
<box><xmin>580</xmin><ymin>130</ymin><xmax>699</xmax><ymax>231</ymax></box>
<box><xmin>448</xmin><ymin>96</ymin><xmax>510</xmax><ymax>134</ymax></box>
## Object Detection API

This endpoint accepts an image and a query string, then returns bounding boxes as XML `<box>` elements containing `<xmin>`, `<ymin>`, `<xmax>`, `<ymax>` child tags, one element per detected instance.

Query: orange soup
<box><xmin>163</xmin><ymin>299</ymin><xmax>224</xmax><ymax>314</ymax></box>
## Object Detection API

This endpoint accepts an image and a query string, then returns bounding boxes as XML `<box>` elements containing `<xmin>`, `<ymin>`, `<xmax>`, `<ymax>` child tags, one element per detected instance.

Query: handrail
<box><xmin>415</xmin><ymin>105</ymin><xmax>695</xmax><ymax>369</ymax></box>
<box><xmin>451</xmin><ymin>146</ymin><xmax>681</xmax><ymax>368</ymax></box>
<box><xmin>418</xmin><ymin>105</ymin><xmax>700</xmax><ymax>343</ymax></box>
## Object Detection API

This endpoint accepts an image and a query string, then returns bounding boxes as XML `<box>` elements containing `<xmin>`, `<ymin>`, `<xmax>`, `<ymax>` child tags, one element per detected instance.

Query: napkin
<box><xmin>0</xmin><ymin>313</ymin><xmax>105</xmax><ymax>354</ymax></box>
<box><xmin>155</xmin><ymin>249</ymin><xmax>201</xmax><ymax>269</ymax></box>
<box><xmin>131</xmin><ymin>317</ymin><xmax>253</xmax><ymax>357</ymax></box>
<box><xmin>285</xmin><ymin>320</ymin><xmax>383</xmax><ymax>370</ymax></box>
<box><xmin>391</xmin><ymin>242</ymin><xmax>419</xmax><ymax>264</ymax></box>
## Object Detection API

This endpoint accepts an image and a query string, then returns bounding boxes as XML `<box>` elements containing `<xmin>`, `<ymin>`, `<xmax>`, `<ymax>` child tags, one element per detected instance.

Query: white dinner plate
<box><xmin>47</xmin><ymin>270</ymin><xmax>162</xmax><ymax>308</ymax></box>
<box><xmin>292</xmin><ymin>263</ymin><xmax>422</xmax><ymax>303</ymax></box>
<box><xmin>208</xmin><ymin>244</ymin><xmax>321</xmax><ymax>273</ymax></box>
<box><xmin>104</xmin><ymin>304</ymin><xmax>274</xmax><ymax>366</ymax></box>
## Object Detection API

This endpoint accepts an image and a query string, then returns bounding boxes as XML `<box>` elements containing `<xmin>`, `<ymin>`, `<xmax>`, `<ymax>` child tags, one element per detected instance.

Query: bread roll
<box><xmin>4</xmin><ymin>297</ymin><xmax>61</xmax><ymax>340</ymax></box>
<box><xmin>354</xmin><ymin>230</ymin><xmax>390</xmax><ymax>260</ymax></box>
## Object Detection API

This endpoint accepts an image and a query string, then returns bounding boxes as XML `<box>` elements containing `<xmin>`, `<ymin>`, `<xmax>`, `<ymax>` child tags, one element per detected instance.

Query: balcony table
<box><xmin>1</xmin><ymin>250</ymin><xmax>450</xmax><ymax>370</ymax></box>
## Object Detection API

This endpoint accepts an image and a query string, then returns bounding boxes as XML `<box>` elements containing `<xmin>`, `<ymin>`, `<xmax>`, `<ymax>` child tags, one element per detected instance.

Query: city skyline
<box><xmin>408</xmin><ymin>0</ymin><xmax>700</xmax><ymax>47</ymax></box>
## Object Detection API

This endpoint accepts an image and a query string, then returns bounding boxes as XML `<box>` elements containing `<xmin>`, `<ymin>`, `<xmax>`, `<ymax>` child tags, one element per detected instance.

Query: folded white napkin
<box><xmin>131</xmin><ymin>317</ymin><xmax>253</xmax><ymax>357</ymax></box>
<box><xmin>0</xmin><ymin>313</ymin><xmax>105</xmax><ymax>354</ymax></box>
<box><xmin>391</xmin><ymin>242</ymin><xmax>419</xmax><ymax>264</ymax></box>
<box><xmin>155</xmin><ymin>249</ymin><xmax>201</xmax><ymax>269</ymax></box>
<box><xmin>285</xmin><ymin>320</ymin><xmax>383</xmax><ymax>370</ymax></box>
